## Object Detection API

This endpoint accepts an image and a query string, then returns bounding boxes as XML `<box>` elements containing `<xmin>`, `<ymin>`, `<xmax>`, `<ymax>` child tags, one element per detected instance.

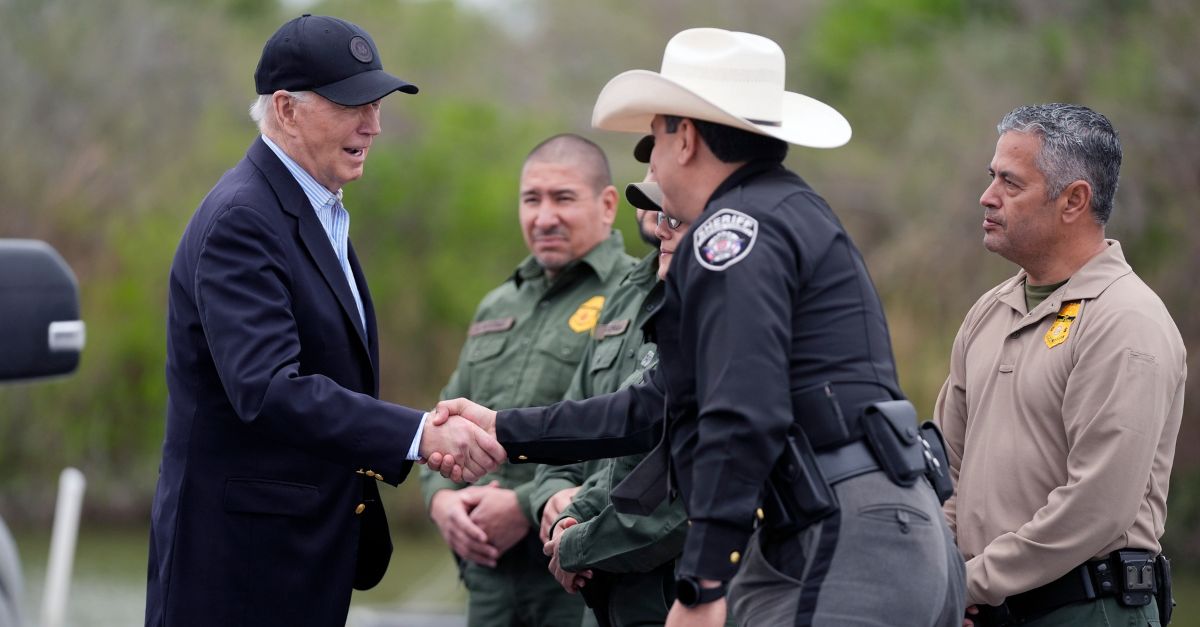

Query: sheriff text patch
<box><xmin>693</xmin><ymin>208</ymin><xmax>758</xmax><ymax>271</ymax></box>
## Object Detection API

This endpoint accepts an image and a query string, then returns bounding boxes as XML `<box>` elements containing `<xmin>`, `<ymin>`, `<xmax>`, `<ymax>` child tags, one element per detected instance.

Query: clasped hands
<box><xmin>418</xmin><ymin>397</ymin><xmax>502</xmax><ymax>482</ymax></box>
<box><xmin>423</xmin><ymin>399</ymin><xmax>592</xmax><ymax>593</ymax></box>
<box><xmin>424</xmin><ymin>400</ymin><xmax>727</xmax><ymax>625</ymax></box>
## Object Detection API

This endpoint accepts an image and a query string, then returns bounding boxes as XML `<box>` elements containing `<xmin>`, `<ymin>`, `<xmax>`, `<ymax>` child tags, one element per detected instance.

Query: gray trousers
<box><xmin>728</xmin><ymin>471</ymin><xmax>965</xmax><ymax>626</ymax></box>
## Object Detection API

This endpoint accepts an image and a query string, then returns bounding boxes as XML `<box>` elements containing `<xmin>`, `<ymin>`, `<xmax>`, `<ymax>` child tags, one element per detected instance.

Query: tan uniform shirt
<box><xmin>934</xmin><ymin>240</ymin><xmax>1186</xmax><ymax>606</ymax></box>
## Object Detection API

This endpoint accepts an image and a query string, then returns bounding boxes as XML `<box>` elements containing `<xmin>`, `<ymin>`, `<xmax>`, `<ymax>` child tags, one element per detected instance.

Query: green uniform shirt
<box><xmin>421</xmin><ymin>231</ymin><xmax>635</xmax><ymax>521</ymax></box>
<box><xmin>528</xmin><ymin>251</ymin><xmax>690</xmax><ymax>574</ymax></box>
<box><xmin>527</xmin><ymin>252</ymin><xmax>661</xmax><ymax>518</ymax></box>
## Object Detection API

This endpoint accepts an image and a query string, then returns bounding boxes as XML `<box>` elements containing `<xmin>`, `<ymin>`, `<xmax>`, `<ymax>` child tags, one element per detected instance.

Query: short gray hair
<box><xmin>997</xmin><ymin>103</ymin><xmax>1122</xmax><ymax>225</ymax></box>
<box><xmin>248</xmin><ymin>90</ymin><xmax>313</xmax><ymax>134</ymax></box>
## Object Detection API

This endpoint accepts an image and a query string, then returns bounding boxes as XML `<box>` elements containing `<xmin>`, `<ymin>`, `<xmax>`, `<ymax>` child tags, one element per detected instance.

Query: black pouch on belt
<box><xmin>1156</xmin><ymin>554</ymin><xmax>1175</xmax><ymax>625</ymax></box>
<box><xmin>919</xmin><ymin>421</ymin><xmax>955</xmax><ymax>504</ymax></box>
<box><xmin>763</xmin><ymin>423</ymin><xmax>838</xmax><ymax>534</ymax></box>
<box><xmin>861</xmin><ymin>400</ymin><xmax>925</xmax><ymax>487</ymax></box>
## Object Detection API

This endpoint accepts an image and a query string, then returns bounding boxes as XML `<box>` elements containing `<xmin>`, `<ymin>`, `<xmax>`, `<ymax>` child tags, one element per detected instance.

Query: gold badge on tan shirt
<box><xmin>568</xmin><ymin>295</ymin><xmax>605</xmax><ymax>333</ymax></box>
<box><xmin>1045</xmin><ymin>300</ymin><xmax>1082</xmax><ymax>348</ymax></box>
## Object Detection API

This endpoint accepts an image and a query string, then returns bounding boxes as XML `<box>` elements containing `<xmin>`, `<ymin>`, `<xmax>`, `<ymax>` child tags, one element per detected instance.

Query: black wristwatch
<box><xmin>675</xmin><ymin>576</ymin><xmax>727</xmax><ymax>607</ymax></box>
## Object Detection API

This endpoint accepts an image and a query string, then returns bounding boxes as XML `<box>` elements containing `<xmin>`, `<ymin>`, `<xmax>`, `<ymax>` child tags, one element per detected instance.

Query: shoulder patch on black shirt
<box><xmin>693</xmin><ymin>208</ymin><xmax>758</xmax><ymax>271</ymax></box>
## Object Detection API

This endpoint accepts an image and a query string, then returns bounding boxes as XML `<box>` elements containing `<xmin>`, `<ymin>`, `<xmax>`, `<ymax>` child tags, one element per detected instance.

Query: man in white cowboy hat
<box><xmin>432</xmin><ymin>28</ymin><xmax>966</xmax><ymax>626</ymax></box>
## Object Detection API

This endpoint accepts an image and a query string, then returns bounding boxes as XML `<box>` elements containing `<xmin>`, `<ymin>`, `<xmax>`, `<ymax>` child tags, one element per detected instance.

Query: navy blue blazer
<box><xmin>147</xmin><ymin>138</ymin><xmax>424</xmax><ymax>626</ymax></box>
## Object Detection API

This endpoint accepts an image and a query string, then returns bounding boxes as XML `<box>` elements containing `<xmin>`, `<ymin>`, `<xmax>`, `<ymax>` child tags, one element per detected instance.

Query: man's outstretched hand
<box><xmin>419</xmin><ymin>404</ymin><xmax>505</xmax><ymax>483</ymax></box>
<box><xmin>425</xmin><ymin>398</ymin><xmax>501</xmax><ymax>478</ymax></box>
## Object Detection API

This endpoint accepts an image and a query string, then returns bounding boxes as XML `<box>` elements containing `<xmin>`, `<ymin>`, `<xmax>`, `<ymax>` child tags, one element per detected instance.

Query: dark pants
<box><xmin>1000</xmin><ymin>597</ymin><xmax>1160</xmax><ymax>627</ymax></box>
<box><xmin>462</xmin><ymin>534</ymin><xmax>585</xmax><ymax>627</ymax></box>
<box><xmin>728</xmin><ymin>472</ymin><xmax>965</xmax><ymax>626</ymax></box>
<box><xmin>582</xmin><ymin>562</ymin><xmax>736</xmax><ymax>627</ymax></box>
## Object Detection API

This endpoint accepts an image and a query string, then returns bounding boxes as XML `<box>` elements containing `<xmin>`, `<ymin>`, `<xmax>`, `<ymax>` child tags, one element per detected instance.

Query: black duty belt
<box><xmin>814</xmin><ymin>440</ymin><xmax>879</xmax><ymax>484</ymax></box>
<box><xmin>798</xmin><ymin>381</ymin><xmax>897</xmax><ymax>485</ymax></box>
<box><xmin>611</xmin><ymin>381</ymin><xmax>898</xmax><ymax>517</ymax></box>
<box><xmin>975</xmin><ymin>550</ymin><xmax>1163</xmax><ymax>626</ymax></box>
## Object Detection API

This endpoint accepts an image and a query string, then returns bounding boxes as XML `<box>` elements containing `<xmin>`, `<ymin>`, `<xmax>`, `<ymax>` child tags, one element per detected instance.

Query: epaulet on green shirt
<box><xmin>420</xmin><ymin>231</ymin><xmax>636</xmax><ymax>518</ymax></box>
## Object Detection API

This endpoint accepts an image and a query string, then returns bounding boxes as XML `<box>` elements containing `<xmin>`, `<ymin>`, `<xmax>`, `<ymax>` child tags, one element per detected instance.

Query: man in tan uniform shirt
<box><xmin>934</xmin><ymin>104</ymin><xmax>1185</xmax><ymax>626</ymax></box>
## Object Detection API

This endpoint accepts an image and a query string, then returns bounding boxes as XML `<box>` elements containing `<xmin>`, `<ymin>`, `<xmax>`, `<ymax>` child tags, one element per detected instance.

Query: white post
<box><xmin>41</xmin><ymin>468</ymin><xmax>86</xmax><ymax>627</ymax></box>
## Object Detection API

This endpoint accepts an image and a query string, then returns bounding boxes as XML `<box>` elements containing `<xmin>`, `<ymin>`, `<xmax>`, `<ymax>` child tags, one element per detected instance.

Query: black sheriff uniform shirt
<box><xmin>498</xmin><ymin>161</ymin><xmax>902</xmax><ymax>582</ymax></box>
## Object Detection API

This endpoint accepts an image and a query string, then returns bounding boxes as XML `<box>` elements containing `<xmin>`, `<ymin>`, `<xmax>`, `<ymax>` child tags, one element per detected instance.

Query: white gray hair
<box><xmin>248</xmin><ymin>90</ymin><xmax>313</xmax><ymax>134</ymax></box>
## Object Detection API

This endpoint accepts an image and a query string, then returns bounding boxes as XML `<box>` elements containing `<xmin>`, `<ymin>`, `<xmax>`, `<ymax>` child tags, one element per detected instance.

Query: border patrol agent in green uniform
<box><xmin>421</xmin><ymin>134</ymin><xmax>636</xmax><ymax>627</ymax></box>
<box><xmin>533</xmin><ymin>138</ymin><xmax>736</xmax><ymax>627</ymax></box>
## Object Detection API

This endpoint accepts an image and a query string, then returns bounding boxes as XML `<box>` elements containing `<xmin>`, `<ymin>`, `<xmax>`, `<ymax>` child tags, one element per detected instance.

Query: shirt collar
<box><xmin>622</xmin><ymin>249</ymin><xmax>660</xmax><ymax>288</ymax></box>
<box><xmin>1061</xmin><ymin>239</ymin><xmax>1133</xmax><ymax>300</ymax></box>
<box><xmin>705</xmin><ymin>160</ymin><xmax>784</xmax><ymax>208</ymax></box>
<box><xmin>261</xmin><ymin>135</ymin><xmax>342</xmax><ymax>213</ymax></box>
<box><xmin>995</xmin><ymin>239</ymin><xmax>1133</xmax><ymax>316</ymax></box>
<box><xmin>512</xmin><ymin>230</ymin><xmax>628</xmax><ymax>287</ymax></box>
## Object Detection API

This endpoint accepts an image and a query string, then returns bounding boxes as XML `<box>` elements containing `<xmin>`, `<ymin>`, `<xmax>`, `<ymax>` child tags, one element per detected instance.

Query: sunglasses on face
<box><xmin>657</xmin><ymin>212</ymin><xmax>682</xmax><ymax>231</ymax></box>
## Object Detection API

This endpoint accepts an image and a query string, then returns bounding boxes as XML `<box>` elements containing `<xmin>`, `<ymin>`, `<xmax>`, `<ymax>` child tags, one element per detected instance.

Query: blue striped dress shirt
<box><xmin>261</xmin><ymin>135</ymin><xmax>366</xmax><ymax>332</ymax></box>
<box><xmin>260</xmin><ymin>135</ymin><xmax>427</xmax><ymax>460</ymax></box>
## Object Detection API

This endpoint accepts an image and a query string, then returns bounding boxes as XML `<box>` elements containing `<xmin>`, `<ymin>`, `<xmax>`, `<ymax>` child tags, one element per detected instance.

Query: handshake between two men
<box><xmin>418</xmin><ymin>398</ymin><xmax>501</xmax><ymax>483</ymax></box>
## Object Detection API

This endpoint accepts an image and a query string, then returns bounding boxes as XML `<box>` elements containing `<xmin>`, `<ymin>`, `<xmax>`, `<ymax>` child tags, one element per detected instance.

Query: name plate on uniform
<box><xmin>593</xmin><ymin>319</ymin><xmax>630</xmax><ymax>340</ymax></box>
<box><xmin>468</xmin><ymin>317</ymin><xmax>515</xmax><ymax>337</ymax></box>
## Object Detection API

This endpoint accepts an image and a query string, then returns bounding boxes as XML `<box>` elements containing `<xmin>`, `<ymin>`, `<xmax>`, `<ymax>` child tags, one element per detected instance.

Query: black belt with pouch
<box><xmin>762</xmin><ymin>383</ymin><xmax>955</xmax><ymax>535</ymax></box>
<box><xmin>861</xmin><ymin>399</ymin><xmax>955</xmax><ymax>504</ymax></box>
<box><xmin>612</xmin><ymin>381</ymin><xmax>955</xmax><ymax>525</ymax></box>
<box><xmin>974</xmin><ymin>550</ymin><xmax>1174</xmax><ymax>626</ymax></box>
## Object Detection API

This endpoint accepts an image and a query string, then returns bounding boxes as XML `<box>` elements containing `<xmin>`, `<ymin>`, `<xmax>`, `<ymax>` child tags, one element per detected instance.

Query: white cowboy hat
<box><xmin>592</xmin><ymin>28</ymin><xmax>851</xmax><ymax>148</ymax></box>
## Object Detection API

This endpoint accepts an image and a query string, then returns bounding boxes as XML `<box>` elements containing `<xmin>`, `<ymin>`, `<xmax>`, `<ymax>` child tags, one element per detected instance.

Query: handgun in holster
<box><xmin>762</xmin><ymin>423</ymin><xmax>838</xmax><ymax>536</ymax></box>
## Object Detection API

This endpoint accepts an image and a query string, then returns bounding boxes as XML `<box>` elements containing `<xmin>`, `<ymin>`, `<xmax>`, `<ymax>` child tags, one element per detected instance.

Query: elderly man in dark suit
<box><xmin>145</xmin><ymin>15</ymin><xmax>505</xmax><ymax>626</ymax></box>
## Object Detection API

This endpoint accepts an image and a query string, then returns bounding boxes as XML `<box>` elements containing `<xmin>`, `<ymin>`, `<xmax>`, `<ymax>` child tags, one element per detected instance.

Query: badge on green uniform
<box><xmin>568</xmin><ymin>295</ymin><xmax>605</xmax><ymax>333</ymax></box>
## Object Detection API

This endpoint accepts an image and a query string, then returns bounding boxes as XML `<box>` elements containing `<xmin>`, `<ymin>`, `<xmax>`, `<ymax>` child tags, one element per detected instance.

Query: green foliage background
<box><xmin>2</xmin><ymin>0</ymin><xmax>1198</xmax><ymax>567</ymax></box>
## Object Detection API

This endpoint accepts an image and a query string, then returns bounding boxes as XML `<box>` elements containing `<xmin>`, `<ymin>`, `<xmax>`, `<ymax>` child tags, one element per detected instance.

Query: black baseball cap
<box><xmin>633</xmin><ymin>135</ymin><xmax>654</xmax><ymax>163</ymax></box>
<box><xmin>625</xmin><ymin>181</ymin><xmax>663</xmax><ymax>212</ymax></box>
<box><xmin>255</xmin><ymin>14</ymin><xmax>418</xmax><ymax>106</ymax></box>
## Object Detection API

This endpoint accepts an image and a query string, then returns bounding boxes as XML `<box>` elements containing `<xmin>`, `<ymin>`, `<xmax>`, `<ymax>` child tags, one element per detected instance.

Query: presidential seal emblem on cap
<box><xmin>349</xmin><ymin>36</ymin><xmax>373</xmax><ymax>63</ymax></box>
<box><xmin>693</xmin><ymin>208</ymin><xmax>758</xmax><ymax>271</ymax></box>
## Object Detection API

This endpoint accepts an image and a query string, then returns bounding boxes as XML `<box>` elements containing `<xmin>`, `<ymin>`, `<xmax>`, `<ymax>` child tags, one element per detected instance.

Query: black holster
<box><xmin>762</xmin><ymin>423</ymin><xmax>838</xmax><ymax>535</ymax></box>
<box><xmin>1156</xmin><ymin>553</ymin><xmax>1174</xmax><ymax>625</ymax></box>
<box><xmin>919</xmin><ymin>421</ymin><xmax>955</xmax><ymax>504</ymax></box>
<box><xmin>975</xmin><ymin>550</ymin><xmax>1172</xmax><ymax>626</ymax></box>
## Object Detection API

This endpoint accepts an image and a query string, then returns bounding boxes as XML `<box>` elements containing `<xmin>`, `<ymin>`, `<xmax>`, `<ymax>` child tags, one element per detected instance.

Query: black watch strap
<box><xmin>677</xmin><ymin>577</ymin><xmax>727</xmax><ymax>607</ymax></box>
<box><xmin>695</xmin><ymin>583</ymin><xmax>727</xmax><ymax>605</ymax></box>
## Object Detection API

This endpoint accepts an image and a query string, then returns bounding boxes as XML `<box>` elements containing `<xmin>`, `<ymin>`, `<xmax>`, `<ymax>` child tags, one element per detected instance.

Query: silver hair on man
<box><xmin>997</xmin><ymin>103</ymin><xmax>1122</xmax><ymax>225</ymax></box>
<box><xmin>248</xmin><ymin>91</ymin><xmax>312</xmax><ymax>134</ymax></box>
